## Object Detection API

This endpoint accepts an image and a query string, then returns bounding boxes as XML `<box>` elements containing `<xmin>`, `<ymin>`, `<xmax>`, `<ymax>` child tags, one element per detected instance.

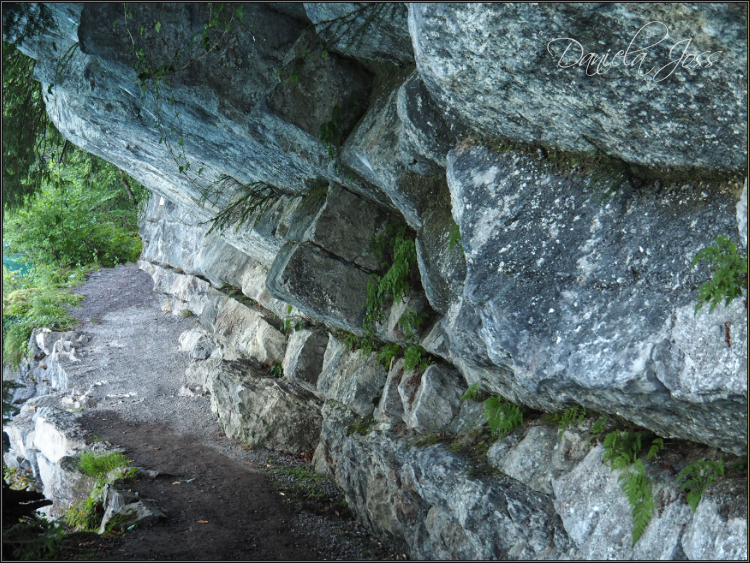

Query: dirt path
<box><xmin>56</xmin><ymin>263</ymin><xmax>398</xmax><ymax>560</ymax></box>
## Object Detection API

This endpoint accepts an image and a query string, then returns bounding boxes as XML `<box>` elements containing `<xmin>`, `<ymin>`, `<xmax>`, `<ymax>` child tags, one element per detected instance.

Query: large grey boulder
<box><xmin>409</xmin><ymin>3</ymin><xmax>747</xmax><ymax>171</ymax></box>
<box><xmin>208</xmin><ymin>360</ymin><xmax>323</xmax><ymax>453</ymax></box>
<box><xmin>267</xmin><ymin>241</ymin><xmax>372</xmax><ymax>335</ymax></box>
<box><xmin>447</xmin><ymin>143</ymin><xmax>747</xmax><ymax>454</ymax></box>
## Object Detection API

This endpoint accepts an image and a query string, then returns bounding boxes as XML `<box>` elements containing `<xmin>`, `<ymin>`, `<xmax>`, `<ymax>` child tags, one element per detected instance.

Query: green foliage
<box><xmin>377</xmin><ymin>343</ymin><xmax>401</xmax><ymax>370</ymax></box>
<box><xmin>397</xmin><ymin>309</ymin><xmax>428</xmax><ymax>342</ymax></box>
<box><xmin>268</xmin><ymin>363</ymin><xmax>284</xmax><ymax>378</ymax></box>
<box><xmin>545</xmin><ymin>406</ymin><xmax>587</xmax><ymax>438</ymax></box>
<box><xmin>403</xmin><ymin>345</ymin><xmax>432</xmax><ymax>373</ymax></box>
<box><xmin>602</xmin><ymin>430</ymin><xmax>648</xmax><ymax>470</ymax></box>
<box><xmin>64</xmin><ymin>486</ymin><xmax>104</xmax><ymax>531</ymax></box>
<box><xmin>199</xmin><ymin>176</ymin><xmax>279</xmax><ymax>236</ymax></box>
<box><xmin>483</xmin><ymin>396</ymin><xmax>523</xmax><ymax>439</ymax></box>
<box><xmin>3</xmin><ymin>148</ymin><xmax>146</xmax><ymax>267</ymax></box>
<box><xmin>2</xmin><ymin>41</ymin><xmax>62</xmax><ymax>210</ymax></box>
<box><xmin>618</xmin><ymin>459</ymin><xmax>654</xmax><ymax>546</ymax></box>
<box><xmin>677</xmin><ymin>459</ymin><xmax>725</xmax><ymax>512</ymax></box>
<box><xmin>319</xmin><ymin>91</ymin><xmax>362</xmax><ymax>160</ymax></box>
<box><xmin>691</xmin><ymin>235</ymin><xmax>748</xmax><ymax>314</ymax></box>
<box><xmin>76</xmin><ymin>451</ymin><xmax>129</xmax><ymax>478</ymax></box>
<box><xmin>460</xmin><ymin>383</ymin><xmax>481</xmax><ymax>402</ymax></box>
<box><xmin>2</xmin><ymin>264</ymin><xmax>87</xmax><ymax>368</ymax></box>
<box><xmin>448</xmin><ymin>221</ymin><xmax>463</xmax><ymax>255</ymax></box>
<box><xmin>2</xmin><ymin>515</ymin><xmax>66</xmax><ymax>561</ymax></box>
<box><xmin>646</xmin><ymin>438</ymin><xmax>664</xmax><ymax>460</ymax></box>
<box><xmin>590</xmin><ymin>416</ymin><xmax>608</xmax><ymax>434</ymax></box>
<box><xmin>364</xmin><ymin>224</ymin><xmax>418</xmax><ymax>338</ymax></box>
<box><xmin>601</xmin><ymin>430</ymin><xmax>665</xmax><ymax>545</ymax></box>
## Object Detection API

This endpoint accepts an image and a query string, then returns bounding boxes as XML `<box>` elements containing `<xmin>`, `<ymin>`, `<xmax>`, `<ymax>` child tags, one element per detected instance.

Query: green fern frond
<box><xmin>484</xmin><ymin>395</ymin><xmax>523</xmax><ymax>439</ymax></box>
<box><xmin>461</xmin><ymin>383</ymin><xmax>481</xmax><ymax>402</ymax></box>
<box><xmin>677</xmin><ymin>459</ymin><xmax>725</xmax><ymax>512</ymax></box>
<box><xmin>647</xmin><ymin>438</ymin><xmax>664</xmax><ymax>460</ymax></box>
<box><xmin>617</xmin><ymin>459</ymin><xmax>654</xmax><ymax>546</ymax></box>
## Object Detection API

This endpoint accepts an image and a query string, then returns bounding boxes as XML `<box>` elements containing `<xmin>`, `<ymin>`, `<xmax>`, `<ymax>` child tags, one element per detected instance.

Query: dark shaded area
<box><xmin>79</xmin><ymin>412</ymin><xmax>322</xmax><ymax>560</ymax></box>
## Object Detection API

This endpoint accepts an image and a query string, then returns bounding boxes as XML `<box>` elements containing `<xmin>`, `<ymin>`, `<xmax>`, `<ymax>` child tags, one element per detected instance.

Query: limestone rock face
<box><xmin>9</xmin><ymin>3</ymin><xmax>748</xmax><ymax>560</ymax></box>
<box><xmin>208</xmin><ymin>360</ymin><xmax>323</xmax><ymax>453</ymax></box>
<box><xmin>446</xmin><ymin>143</ymin><xmax>747</xmax><ymax>454</ymax></box>
<box><xmin>409</xmin><ymin>3</ymin><xmax>748</xmax><ymax>171</ymax></box>
<box><xmin>316</xmin><ymin>400</ymin><xmax>575</xmax><ymax>560</ymax></box>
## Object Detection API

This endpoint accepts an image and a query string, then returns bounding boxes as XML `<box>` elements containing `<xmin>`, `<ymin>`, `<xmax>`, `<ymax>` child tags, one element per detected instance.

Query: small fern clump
<box><xmin>692</xmin><ymin>235</ymin><xmax>747</xmax><ymax>315</ymax></box>
<box><xmin>460</xmin><ymin>382</ymin><xmax>481</xmax><ymax>402</ymax></box>
<box><xmin>484</xmin><ymin>396</ymin><xmax>523</xmax><ymax>439</ymax></box>
<box><xmin>545</xmin><ymin>405</ymin><xmax>587</xmax><ymax>438</ymax></box>
<box><xmin>677</xmin><ymin>459</ymin><xmax>725</xmax><ymax>512</ymax></box>
<box><xmin>601</xmin><ymin>430</ymin><xmax>664</xmax><ymax>546</ymax></box>
<box><xmin>403</xmin><ymin>345</ymin><xmax>432</xmax><ymax>372</ymax></box>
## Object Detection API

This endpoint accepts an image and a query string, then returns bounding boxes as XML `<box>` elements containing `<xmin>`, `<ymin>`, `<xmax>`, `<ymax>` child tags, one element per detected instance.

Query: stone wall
<box><xmin>8</xmin><ymin>3</ymin><xmax>747</xmax><ymax>559</ymax></box>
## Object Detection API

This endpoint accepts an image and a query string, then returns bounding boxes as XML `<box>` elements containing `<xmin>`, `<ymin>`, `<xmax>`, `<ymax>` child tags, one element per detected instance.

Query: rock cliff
<box><xmin>8</xmin><ymin>3</ymin><xmax>747</xmax><ymax>559</ymax></box>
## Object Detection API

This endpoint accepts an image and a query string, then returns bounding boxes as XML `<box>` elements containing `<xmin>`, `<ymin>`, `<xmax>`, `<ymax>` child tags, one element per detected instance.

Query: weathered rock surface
<box><xmin>317</xmin><ymin>336</ymin><xmax>387</xmax><ymax>417</ymax></box>
<box><xmin>282</xmin><ymin>328</ymin><xmax>329</xmax><ymax>395</ymax></box>
<box><xmin>446</xmin><ymin>143</ymin><xmax>747</xmax><ymax>454</ymax></box>
<box><xmin>9</xmin><ymin>3</ymin><xmax>748</xmax><ymax>560</ymax></box>
<box><xmin>406</xmin><ymin>365</ymin><xmax>466</xmax><ymax>432</ymax></box>
<box><xmin>208</xmin><ymin>360</ymin><xmax>323</xmax><ymax>453</ymax></box>
<box><xmin>409</xmin><ymin>3</ymin><xmax>748</xmax><ymax>171</ymax></box>
<box><xmin>316</xmin><ymin>400</ymin><xmax>575</xmax><ymax>559</ymax></box>
<box><xmin>304</xmin><ymin>3</ymin><xmax>414</xmax><ymax>65</ymax></box>
<box><xmin>99</xmin><ymin>483</ymin><xmax>167</xmax><ymax>534</ymax></box>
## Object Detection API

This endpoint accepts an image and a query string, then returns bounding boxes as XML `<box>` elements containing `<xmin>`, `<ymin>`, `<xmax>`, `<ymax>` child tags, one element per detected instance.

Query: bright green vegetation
<box><xmin>268</xmin><ymin>363</ymin><xmax>284</xmax><ymax>378</ymax></box>
<box><xmin>66</xmin><ymin>452</ymin><xmax>135</xmax><ymax>532</ymax></box>
<box><xmin>459</xmin><ymin>384</ymin><xmax>523</xmax><ymax>440</ymax></box>
<box><xmin>677</xmin><ymin>459</ymin><xmax>725</xmax><ymax>512</ymax></box>
<box><xmin>272</xmin><ymin>466</ymin><xmax>326</xmax><ymax>504</ymax></box>
<box><xmin>402</xmin><ymin>344</ymin><xmax>432</xmax><ymax>372</ymax></box>
<box><xmin>3</xmin><ymin>147</ymin><xmax>147</xmax><ymax>369</ymax></box>
<box><xmin>601</xmin><ymin>430</ymin><xmax>664</xmax><ymax>546</ymax></box>
<box><xmin>692</xmin><ymin>235</ymin><xmax>748</xmax><ymax>315</ymax></box>
<box><xmin>77</xmin><ymin>451</ymin><xmax>130</xmax><ymax>478</ymax></box>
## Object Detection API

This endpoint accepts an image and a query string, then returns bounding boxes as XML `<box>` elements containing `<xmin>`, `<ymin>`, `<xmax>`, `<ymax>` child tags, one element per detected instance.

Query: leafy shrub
<box><xmin>692</xmin><ymin>235</ymin><xmax>747</xmax><ymax>314</ymax></box>
<box><xmin>677</xmin><ymin>459</ymin><xmax>725</xmax><ymax>512</ymax></box>
<box><xmin>3</xmin><ymin>515</ymin><xmax>66</xmax><ymax>561</ymax></box>
<box><xmin>268</xmin><ymin>364</ymin><xmax>284</xmax><ymax>378</ymax></box>
<box><xmin>3</xmin><ymin>149</ymin><xmax>145</xmax><ymax>269</ymax></box>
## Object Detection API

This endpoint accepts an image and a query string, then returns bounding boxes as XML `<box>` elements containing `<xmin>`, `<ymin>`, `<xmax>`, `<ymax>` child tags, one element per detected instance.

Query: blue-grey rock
<box><xmin>409</xmin><ymin>3</ymin><xmax>747</xmax><ymax>171</ymax></box>
<box><xmin>304</xmin><ymin>3</ymin><xmax>413</xmax><ymax>65</ymax></box>
<box><xmin>447</xmin><ymin>143</ymin><xmax>747</xmax><ymax>454</ymax></box>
